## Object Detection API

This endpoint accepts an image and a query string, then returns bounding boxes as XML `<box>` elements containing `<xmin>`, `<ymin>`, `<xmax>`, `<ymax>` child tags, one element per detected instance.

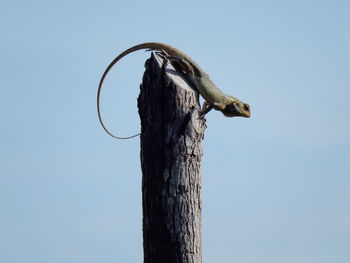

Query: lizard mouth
<box><xmin>242</xmin><ymin>111</ymin><xmax>250</xmax><ymax>118</ymax></box>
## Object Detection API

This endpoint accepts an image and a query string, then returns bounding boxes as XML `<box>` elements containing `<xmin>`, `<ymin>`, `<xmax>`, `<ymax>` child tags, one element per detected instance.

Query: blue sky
<box><xmin>1</xmin><ymin>0</ymin><xmax>349</xmax><ymax>262</ymax></box>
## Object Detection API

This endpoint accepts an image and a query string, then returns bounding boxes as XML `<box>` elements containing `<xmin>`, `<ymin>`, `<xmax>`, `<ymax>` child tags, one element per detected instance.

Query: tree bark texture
<box><xmin>138</xmin><ymin>53</ymin><xmax>206</xmax><ymax>263</ymax></box>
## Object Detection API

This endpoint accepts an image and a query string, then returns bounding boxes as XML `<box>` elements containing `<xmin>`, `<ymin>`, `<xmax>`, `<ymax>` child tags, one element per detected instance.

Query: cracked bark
<box><xmin>138</xmin><ymin>53</ymin><xmax>206</xmax><ymax>263</ymax></box>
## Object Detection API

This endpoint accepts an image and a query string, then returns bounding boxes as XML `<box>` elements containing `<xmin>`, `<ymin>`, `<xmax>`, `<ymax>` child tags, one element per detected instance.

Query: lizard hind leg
<box><xmin>166</xmin><ymin>55</ymin><xmax>195</xmax><ymax>76</ymax></box>
<box><xmin>154</xmin><ymin>49</ymin><xmax>170</xmax><ymax>59</ymax></box>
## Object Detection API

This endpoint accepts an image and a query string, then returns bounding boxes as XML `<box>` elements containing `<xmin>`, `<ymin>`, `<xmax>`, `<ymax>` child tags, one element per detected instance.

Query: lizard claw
<box><xmin>154</xmin><ymin>49</ymin><xmax>169</xmax><ymax>59</ymax></box>
<box><xmin>198</xmin><ymin>111</ymin><xmax>206</xmax><ymax>120</ymax></box>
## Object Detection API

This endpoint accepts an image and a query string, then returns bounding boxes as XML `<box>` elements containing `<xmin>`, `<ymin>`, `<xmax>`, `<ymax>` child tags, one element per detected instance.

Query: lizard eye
<box><xmin>244</xmin><ymin>103</ymin><xmax>250</xmax><ymax>112</ymax></box>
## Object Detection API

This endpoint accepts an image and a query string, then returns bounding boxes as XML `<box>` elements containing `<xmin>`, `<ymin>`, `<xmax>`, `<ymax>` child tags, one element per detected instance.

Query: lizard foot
<box><xmin>199</xmin><ymin>101</ymin><xmax>213</xmax><ymax>119</ymax></box>
<box><xmin>198</xmin><ymin>111</ymin><xmax>206</xmax><ymax>120</ymax></box>
<box><xmin>154</xmin><ymin>49</ymin><xmax>169</xmax><ymax>59</ymax></box>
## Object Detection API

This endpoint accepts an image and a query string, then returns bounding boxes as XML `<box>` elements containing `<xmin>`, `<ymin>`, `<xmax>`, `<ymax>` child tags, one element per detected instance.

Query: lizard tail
<box><xmin>97</xmin><ymin>42</ymin><xmax>182</xmax><ymax>139</ymax></box>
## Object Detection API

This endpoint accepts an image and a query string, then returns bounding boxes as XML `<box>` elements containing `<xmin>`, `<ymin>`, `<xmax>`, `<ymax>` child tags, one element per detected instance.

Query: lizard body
<box><xmin>97</xmin><ymin>42</ymin><xmax>250</xmax><ymax>139</ymax></box>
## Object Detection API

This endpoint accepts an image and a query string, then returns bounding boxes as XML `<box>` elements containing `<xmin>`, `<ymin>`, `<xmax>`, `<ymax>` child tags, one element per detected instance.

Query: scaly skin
<box><xmin>97</xmin><ymin>42</ymin><xmax>250</xmax><ymax>139</ymax></box>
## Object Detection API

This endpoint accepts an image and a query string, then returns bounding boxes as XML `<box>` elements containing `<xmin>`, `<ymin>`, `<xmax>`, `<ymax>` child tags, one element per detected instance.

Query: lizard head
<box><xmin>222</xmin><ymin>100</ymin><xmax>250</xmax><ymax>118</ymax></box>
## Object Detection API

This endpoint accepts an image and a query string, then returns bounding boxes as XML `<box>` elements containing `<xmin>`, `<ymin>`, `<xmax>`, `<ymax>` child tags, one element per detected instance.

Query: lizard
<box><xmin>97</xmin><ymin>42</ymin><xmax>251</xmax><ymax>139</ymax></box>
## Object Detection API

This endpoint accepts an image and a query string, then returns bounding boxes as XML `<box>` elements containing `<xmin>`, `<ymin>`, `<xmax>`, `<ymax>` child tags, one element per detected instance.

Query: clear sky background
<box><xmin>1</xmin><ymin>0</ymin><xmax>349</xmax><ymax>262</ymax></box>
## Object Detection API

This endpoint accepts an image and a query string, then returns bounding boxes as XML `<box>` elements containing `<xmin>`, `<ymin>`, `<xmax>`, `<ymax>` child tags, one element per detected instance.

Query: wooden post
<box><xmin>137</xmin><ymin>53</ymin><xmax>206</xmax><ymax>263</ymax></box>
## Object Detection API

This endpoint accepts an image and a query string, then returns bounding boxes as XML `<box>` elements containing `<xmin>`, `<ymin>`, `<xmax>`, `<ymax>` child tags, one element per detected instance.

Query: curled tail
<box><xmin>97</xmin><ymin>42</ymin><xmax>185</xmax><ymax>139</ymax></box>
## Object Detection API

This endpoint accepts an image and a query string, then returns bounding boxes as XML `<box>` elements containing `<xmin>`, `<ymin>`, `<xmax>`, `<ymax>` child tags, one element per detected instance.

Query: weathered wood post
<box><xmin>138</xmin><ymin>53</ymin><xmax>206</xmax><ymax>263</ymax></box>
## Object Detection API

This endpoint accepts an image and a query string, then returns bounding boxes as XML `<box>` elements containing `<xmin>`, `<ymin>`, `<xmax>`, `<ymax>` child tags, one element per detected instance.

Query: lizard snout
<box><xmin>242</xmin><ymin>103</ymin><xmax>250</xmax><ymax>118</ymax></box>
<box><xmin>222</xmin><ymin>101</ymin><xmax>251</xmax><ymax>118</ymax></box>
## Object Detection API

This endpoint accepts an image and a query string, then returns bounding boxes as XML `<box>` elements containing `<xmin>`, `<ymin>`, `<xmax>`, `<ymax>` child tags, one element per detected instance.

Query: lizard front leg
<box><xmin>199</xmin><ymin>101</ymin><xmax>213</xmax><ymax>117</ymax></box>
<box><xmin>212</xmin><ymin>102</ymin><xmax>227</xmax><ymax>111</ymax></box>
